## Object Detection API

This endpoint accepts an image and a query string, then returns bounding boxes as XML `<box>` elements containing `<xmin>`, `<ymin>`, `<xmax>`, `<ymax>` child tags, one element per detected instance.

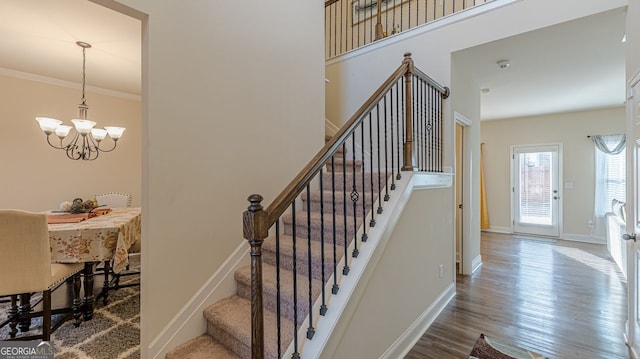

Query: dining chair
<box><xmin>94</xmin><ymin>192</ymin><xmax>132</xmax><ymax>208</ymax></box>
<box><xmin>0</xmin><ymin>210</ymin><xmax>83</xmax><ymax>341</ymax></box>
<box><xmin>93</xmin><ymin>193</ymin><xmax>140</xmax><ymax>304</ymax></box>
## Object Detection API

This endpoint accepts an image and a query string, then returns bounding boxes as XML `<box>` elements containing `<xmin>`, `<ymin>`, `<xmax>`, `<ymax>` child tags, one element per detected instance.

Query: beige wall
<box><xmin>480</xmin><ymin>107</ymin><xmax>625</xmax><ymax>239</ymax></box>
<box><xmin>0</xmin><ymin>74</ymin><xmax>141</xmax><ymax>210</ymax></box>
<box><xmin>108</xmin><ymin>0</ymin><xmax>326</xmax><ymax>355</ymax></box>
<box><xmin>322</xmin><ymin>187</ymin><xmax>454</xmax><ymax>358</ymax></box>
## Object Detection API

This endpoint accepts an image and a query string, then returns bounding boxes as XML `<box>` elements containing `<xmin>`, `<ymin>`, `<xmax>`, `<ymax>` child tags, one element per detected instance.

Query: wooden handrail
<box><xmin>243</xmin><ymin>52</ymin><xmax>449</xmax><ymax>359</ymax></box>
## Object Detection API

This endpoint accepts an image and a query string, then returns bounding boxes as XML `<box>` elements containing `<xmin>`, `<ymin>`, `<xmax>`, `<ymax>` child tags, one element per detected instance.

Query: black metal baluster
<box><xmin>408</xmin><ymin>0</ymin><xmax>412</xmax><ymax>28</ymax></box>
<box><xmin>376</xmin><ymin>103</ymin><xmax>383</xmax><ymax>214</ymax></box>
<box><xmin>351</xmin><ymin>134</ymin><xmax>359</xmax><ymax>258</ymax></box>
<box><xmin>400</xmin><ymin>0</ymin><xmax>404</xmax><ymax>31</ymax></box>
<box><xmin>342</xmin><ymin>142</ymin><xmax>350</xmax><ymax>275</ymax></box>
<box><xmin>368</xmin><ymin>113</ymin><xmax>376</xmax><ymax>227</ymax></box>
<box><xmin>291</xmin><ymin>203</ymin><xmax>300</xmax><ymax>359</ymax></box>
<box><xmin>423</xmin><ymin>82</ymin><xmax>427</xmax><ymax>171</ymax></box>
<box><xmin>384</xmin><ymin>94</ymin><xmax>390</xmax><ymax>201</ymax></box>
<box><xmin>331</xmin><ymin>157</ymin><xmax>339</xmax><ymax>295</ymax></box>
<box><xmin>416</xmin><ymin>0</ymin><xmax>419</xmax><ymax>28</ymax></box>
<box><xmin>360</xmin><ymin>122</ymin><xmax>368</xmax><ymax>242</ymax></box>
<box><xmin>397</xmin><ymin>79</ymin><xmax>402</xmax><ymax>180</ymax></box>
<box><xmin>417</xmin><ymin>78</ymin><xmax>423</xmax><ymax>170</ymax></box>
<box><xmin>339</xmin><ymin>1</ymin><xmax>343</xmax><ymax>55</ymax></box>
<box><xmin>433</xmin><ymin>0</ymin><xmax>437</xmax><ymax>22</ymax></box>
<box><xmin>275</xmin><ymin>221</ymin><xmax>282</xmax><ymax>359</ymax></box>
<box><xmin>399</xmin><ymin>77</ymin><xmax>405</xmax><ymax>180</ymax></box>
<box><xmin>433</xmin><ymin>85</ymin><xmax>437</xmax><ymax>171</ymax></box>
<box><xmin>438</xmin><ymin>87</ymin><xmax>443</xmax><ymax>171</ymax></box>
<box><xmin>306</xmin><ymin>185</ymin><xmax>315</xmax><ymax>339</ymax></box>
<box><xmin>319</xmin><ymin>170</ymin><xmax>328</xmax><ymax>316</ymax></box>
<box><xmin>329</xmin><ymin>5</ymin><xmax>334</xmax><ymax>58</ymax></box>
<box><xmin>390</xmin><ymin>84</ymin><xmax>396</xmax><ymax>190</ymax></box>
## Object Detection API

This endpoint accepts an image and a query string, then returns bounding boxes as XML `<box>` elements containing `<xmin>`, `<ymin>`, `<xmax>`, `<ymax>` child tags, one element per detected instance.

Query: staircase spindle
<box><xmin>305</xmin><ymin>185</ymin><xmax>315</xmax><ymax>339</ymax></box>
<box><xmin>342</xmin><ymin>142</ymin><xmax>350</xmax><ymax>275</ymax></box>
<box><xmin>319</xmin><ymin>170</ymin><xmax>328</xmax><ymax>316</ymax></box>
<box><xmin>331</xmin><ymin>158</ymin><xmax>339</xmax><ymax>295</ymax></box>
<box><xmin>368</xmin><ymin>113</ymin><xmax>376</xmax><ymax>228</ymax></box>
<box><xmin>275</xmin><ymin>221</ymin><xmax>282</xmax><ymax>359</ymax></box>
<box><xmin>376</xmin><ymin>103</ymin><xmax>383</xmax><ymax>214</ymax></box>
<box><xmin>291</xmin><ymin>203</ymin><xmax>300</xmax><ymax>359</ymax></box>
<box><xmin>361</xmin><ymin>122</ymin><xmax>368</xmax><ymax>243</ymax></box>
<box><xmin>351</xmin><ymin>134</ymin><xmax>359</xmax><ymax>258</ymax></box>
<box><xmin>383</xmin><ymin>94</ymin><xmax>390</xmax><ymax>201</ymax></box>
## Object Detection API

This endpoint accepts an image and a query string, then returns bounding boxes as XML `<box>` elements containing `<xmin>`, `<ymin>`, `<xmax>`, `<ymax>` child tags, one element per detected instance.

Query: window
<box><xmin>593</xmin><ymin>134</ymin><xmax>626</xmax><ymax>238</ymax></box>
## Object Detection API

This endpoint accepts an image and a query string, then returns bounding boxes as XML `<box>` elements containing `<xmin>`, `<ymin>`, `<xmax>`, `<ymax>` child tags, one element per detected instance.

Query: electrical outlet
<box><xmin>439</xmin><ymin>264</ymin><xmax>444</xmax><ymax>279</ymax></box>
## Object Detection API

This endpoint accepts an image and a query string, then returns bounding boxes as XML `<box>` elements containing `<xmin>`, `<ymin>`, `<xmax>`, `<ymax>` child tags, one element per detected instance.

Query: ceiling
<box><xmin>0</xmin><ymin>0</ymin><xmax>141</xmax><ymax>96</ymax></box>
<box><xmin>455</xmin><ymin>7</ymin><xmax>627</xmax><ymax>120</ymax></box>
<box><xmin>0</xmin><ymin>2</ymin><xmax>627</xmax><ymax>120</ymax></box>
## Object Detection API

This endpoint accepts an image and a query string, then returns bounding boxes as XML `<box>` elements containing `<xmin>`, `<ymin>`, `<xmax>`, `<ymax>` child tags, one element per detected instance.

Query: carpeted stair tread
<box><xmin>321</xmin><ymin>171</ymin><xmax>381</xmax><ymax>191</ymax></box>
<box><xmin>262</xmin><ymin>234</ymin><xmax>344</xmax><ymax>281</ymax></box>
<box><xmin>235</xmin><ymin>263</ymin><xmax>323</xmax><ymax>322</ymax></box>
<box><xmin>301</xmin><ymin>189</ymin><xmax>378</xmax><ymax>216</ymax></box>
<box><xmin>282</xmin><ymin>211</ymin><xmax>361</xmax><ymax>244</ymax></box>
<box><xmin>166</xmin><ymin>334</ymin><xmax>240</xmax><ymax>359</ymax></box>
<box><xmin>325</xmin><ymin>157</ymin><xmax>362</xmax><ymax>172</ymax></box>
<box><xmin>204</xmin><ymin>295</ymin><xmax>294</xmax><ymax>359</ymax></box>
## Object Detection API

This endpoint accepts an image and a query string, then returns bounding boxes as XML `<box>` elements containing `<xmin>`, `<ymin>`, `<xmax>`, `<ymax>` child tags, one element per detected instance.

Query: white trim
<box><xmin>483</xmin><ymin>226</ymin><xmax>511</xmax><ymax>234</ymax></box>
<box><xmin>326</xmin><ymin>0</ymin><xmax>522</xmax><ymax>66</ymax></box>
<box><xmin>561</xmin><ymin>232</ymin><xmax>605</xmax><ymax>244</ymax></box>
<box><xmin>380</xmin><ymin>283</ymin><xmax>456</xmax><ymax>359</ymax></box>
<box><xmin>0</xmin><ymin>67</ymin><xmax>141</xmax><ymax>101</ymax></box>
<box><xmin>454</xmin><ymin>111</ymin><xmax>472</xmax><ymax>126</ymax></box>
<box><xmin>471</xmin><ymin>254</ymin><xmax>482</xmax><ymax>274</ymax></box>
<box><xmin>148</xmin><ymin>240</ymin><xmax>250</xmax><ymax>359</ymax></box>
<box><xmin>325</xmin><ymin>118</ymin><xmax>340</xmax><ymax>137</ymax></box>
<box><xmin>412</xmin><ymin>172</ymin><xmax>453</xmax><ymax>189</ymax></box>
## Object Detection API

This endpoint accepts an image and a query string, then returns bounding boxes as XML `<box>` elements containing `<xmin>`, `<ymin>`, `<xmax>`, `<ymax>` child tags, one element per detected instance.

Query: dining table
<box><xmin>47</xmin><ymin>207</ymin><xmax>141</xmax><ymax>320</ymax></box>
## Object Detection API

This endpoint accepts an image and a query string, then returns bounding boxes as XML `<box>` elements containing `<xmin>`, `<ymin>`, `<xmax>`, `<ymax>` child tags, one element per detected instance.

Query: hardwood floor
<box><xmin>405</xmin><ymin>232</ymin><xmax>631</xmax><ymax>359</ymax></box>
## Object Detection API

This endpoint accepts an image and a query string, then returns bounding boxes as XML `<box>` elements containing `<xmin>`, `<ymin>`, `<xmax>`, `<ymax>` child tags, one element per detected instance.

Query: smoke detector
<box><xmin>497</xmin><ymin>60</ymin><xmax>510</xmax><ymax>69</ymax></box>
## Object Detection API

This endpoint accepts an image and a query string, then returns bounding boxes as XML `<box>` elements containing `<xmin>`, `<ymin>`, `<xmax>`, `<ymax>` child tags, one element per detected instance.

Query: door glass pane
<box><xmin>519</xmin><ymin>151</ymin><xmax>552</xmax><ymax>225</ymax></box>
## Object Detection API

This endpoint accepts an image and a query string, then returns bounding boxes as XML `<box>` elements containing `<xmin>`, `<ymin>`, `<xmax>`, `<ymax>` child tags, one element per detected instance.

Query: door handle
<box><xmin>623</xmin><ymin>233</ymin><xmax>637</xmax><ymax>242</ymax></box>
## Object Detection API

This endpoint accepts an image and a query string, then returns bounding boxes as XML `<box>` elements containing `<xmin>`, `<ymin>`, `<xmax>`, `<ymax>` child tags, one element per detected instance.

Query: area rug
<box><xmin>469</xmin><ymin>333</ymin><xmax>548</xmax><ymax>359</ymax></box>
<box><xmin>0</xmin><ymin>275</ymin><xmax>140</xmax><ymax>359</ymax></box>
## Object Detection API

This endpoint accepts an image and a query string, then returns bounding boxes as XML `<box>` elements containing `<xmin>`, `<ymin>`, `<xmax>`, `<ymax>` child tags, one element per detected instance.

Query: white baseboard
<box><xmin>471</xmin><ymin>254</ymin><xmax>482</xmax><ymax>274</ymax></box>
<box><xmin>148</xmin><ymin>240</ymin><xmax>250</xmax><ymax>359</ymax></box>
<box><xmin>381</xmin><ymin>283</ymin><xmax>456</xmax><ymax>359</ymax></box>
<box><xmin>483</xmin><ymin>226</ymin><xmax>510</xmax><ymax>234</ymax></box>
<box><xmin>561</xmin><ymin>232</ymin><xmax>605</xmax><ymax>244</ymax></box>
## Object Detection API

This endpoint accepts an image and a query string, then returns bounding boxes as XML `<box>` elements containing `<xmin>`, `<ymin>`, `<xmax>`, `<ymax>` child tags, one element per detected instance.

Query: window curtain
<box><xmin>480</xmin><ymin>143</ymin><xmax>490</xmax><ymax>230</ymax></box>
<box><xmin>591</xmin><ymin>134</ymin><xmax>626</xmax><ymax>239</ymax></box>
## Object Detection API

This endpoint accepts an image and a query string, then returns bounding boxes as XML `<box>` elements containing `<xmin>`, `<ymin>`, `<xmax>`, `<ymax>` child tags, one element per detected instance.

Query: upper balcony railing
<box><xmin>326</xmin><ymin>0</ymin><xmax>492</xmax><ymax>59</ymax></box>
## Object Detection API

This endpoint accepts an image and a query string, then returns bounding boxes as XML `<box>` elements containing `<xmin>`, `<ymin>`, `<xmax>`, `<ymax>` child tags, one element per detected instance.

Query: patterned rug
<box><xmin>469</xmin><ymin>334</ymin><xmax>548</xmax><ymax>359</ymax></box>
<box><xmin>0</xmin><ymin>275</ymin><xmax>140</xmax><ymax>359</ymax></box>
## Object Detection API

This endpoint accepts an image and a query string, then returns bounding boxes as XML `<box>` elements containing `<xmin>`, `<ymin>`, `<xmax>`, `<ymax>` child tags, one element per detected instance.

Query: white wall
<box><xmin>481</xmin><ymin>107</ymin><xmax>626</xmax><ymax>241</ymax></box>
<box><xmin>0</xmin><ymin>73</ymin><xmax>141</xmax><ymax>210</ymax></box>
<box><xmin>325</xmin><ymin>0</ymin><xmax>626</xmax><ymax>276</ymax></box>
<box><xmin>627</xmin><ymin>0</ymin><xmax>640</xmax><ymax>79</ymax></box>
<box><xmin>321</xmin><ymin>187</ymin><xmax>454</xmax><ymax>358</ymax></box>
<box><xmin>104</xmin><ymin>0</ymin><xmax>326</xmax><ymax>356</ymax></box>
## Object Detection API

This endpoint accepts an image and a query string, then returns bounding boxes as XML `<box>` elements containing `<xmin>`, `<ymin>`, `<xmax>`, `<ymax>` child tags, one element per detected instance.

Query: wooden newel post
<box><xmin>402</xmin><ymin>52</ymin><xmax>415</xmax><ymax>171</ymax></box>
<box><xmin>243</xmin><ymin>194</ymin><xmax>269</xmax><ymax>359</ymax></box>
<box><xmin>375</xmin><ymin>0</ymin><xmax>384</xmax><ymax>40</ymax></box>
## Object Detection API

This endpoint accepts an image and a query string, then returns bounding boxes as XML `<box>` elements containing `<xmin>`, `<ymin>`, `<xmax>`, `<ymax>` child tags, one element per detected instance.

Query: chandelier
<box><xmin>35</xmin><ymin>41</ymin><xmax>125</xmax><ymax>161</ymax></box>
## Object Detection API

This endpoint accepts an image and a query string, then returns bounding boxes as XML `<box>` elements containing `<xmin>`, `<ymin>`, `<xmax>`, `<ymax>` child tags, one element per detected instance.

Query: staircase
<box><xmin>167</xmin><ymin>140</ymin><xmax>380</xmax><ymax>359</ymax></box>
<box><xmin>167</xmin><ymin>53</ymin><xmax>448</xmax><ymax>358</ymax></box>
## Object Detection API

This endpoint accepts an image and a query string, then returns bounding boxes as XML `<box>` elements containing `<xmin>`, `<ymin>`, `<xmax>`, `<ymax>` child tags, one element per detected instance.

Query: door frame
<box><xmin>454</xmin><ymin>111</ymin><xmax>472</xmax><ymax>274</ymax></box>
<box><xmin>510</xmin><ymin>143</ymin><xmax>563</xmax><ymax>237</ymax></box>
<box><xmin>625</xmin><ymin>69</ymin><xmax>640</xmax><ymax>359</ymax></box>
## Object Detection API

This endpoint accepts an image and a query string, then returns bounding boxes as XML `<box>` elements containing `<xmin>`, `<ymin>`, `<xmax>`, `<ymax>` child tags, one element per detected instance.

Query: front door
<box><xmin>512</xmin><ymin>144</ymin><xmax>560</xmax><ymax>237</ymax></box>
<box><xmin>625</xmin><ymin>71</ymin><xmax>640</xmax><ymax>356</ymax></box>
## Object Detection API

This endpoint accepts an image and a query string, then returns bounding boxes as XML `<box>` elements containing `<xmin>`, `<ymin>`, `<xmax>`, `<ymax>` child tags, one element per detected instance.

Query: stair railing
<box><xmin>325</xmin><ymin>0</ymin><xmax>494</xmax><ymax>59</ymax></box>
<box><xmin>243</xmin><ymin>52</ymin><xmax>448</xmax><ymax>359</ymax></box>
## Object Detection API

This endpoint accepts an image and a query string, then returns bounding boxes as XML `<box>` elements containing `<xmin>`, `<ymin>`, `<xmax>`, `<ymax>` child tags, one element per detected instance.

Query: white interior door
<box><xmin>512</xmin><ymin>145</ymin><xmax>560</xmax><ymax>237</ymax></box>
<box><xmin>625</xmin><ymin>72</ymin><xmax>640</xmax><ymax>357</ymax></box>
